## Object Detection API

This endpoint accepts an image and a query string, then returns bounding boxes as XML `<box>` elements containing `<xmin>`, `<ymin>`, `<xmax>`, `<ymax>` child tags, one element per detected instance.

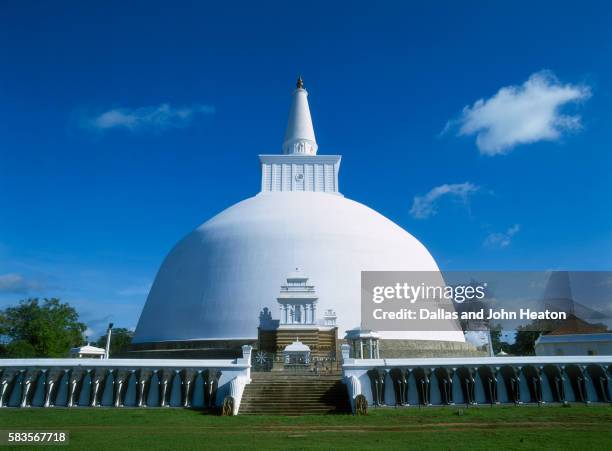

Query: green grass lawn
<box><xmin>1</xmin><ymin>405</ymin><xmax>611</xmax><ymax>450</ymax></box>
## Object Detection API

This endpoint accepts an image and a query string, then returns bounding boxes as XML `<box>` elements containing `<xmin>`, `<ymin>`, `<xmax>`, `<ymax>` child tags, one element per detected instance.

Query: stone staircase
<box><xmin>239</xmin><ymin>373</ymin><xmax>350</xmax><ymax>415</ymax></box>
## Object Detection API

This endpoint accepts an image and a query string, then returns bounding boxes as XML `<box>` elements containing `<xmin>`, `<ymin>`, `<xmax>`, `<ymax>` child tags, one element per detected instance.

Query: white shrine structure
<box><xmin>258</xmin><ymin>269</ymin><xmax>339</xmax><ymax>368</ymax></box>
<box><xmin>277</xmin><ymin>269</ymin><xmax>318</xmax><ymax>327</ymax></box>
<box><xmin>131</xmin><ymin>76</ymin><xmax>472</xmax><ymax>360</ymax></box>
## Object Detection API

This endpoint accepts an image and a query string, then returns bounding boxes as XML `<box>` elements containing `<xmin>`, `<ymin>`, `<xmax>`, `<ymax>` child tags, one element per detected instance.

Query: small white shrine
<box><xmin>345</xmin><ymin>328</ymin><xmax>380</xmax><ymax>359</ymax></box>
<box><xmin>69</xmin><ymin>343</ymin><xmax>106</xmax><ymax>359</ymax></box>
<box><xmin>283</xmin><ymin>339</ymin><xmax>311</xmax><ymax>365</ymax></box>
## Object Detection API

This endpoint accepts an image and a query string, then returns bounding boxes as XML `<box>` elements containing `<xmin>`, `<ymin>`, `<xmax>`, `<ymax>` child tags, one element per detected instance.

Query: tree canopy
<box><xmin>0</xmin><ymin>298</ymin><xmax>86</xmax><ymax>358</ymax></box>
<box><xmin>95</xmin><ymin>328</ymin><xmax>134</xmax><ymax>357</ymax></box>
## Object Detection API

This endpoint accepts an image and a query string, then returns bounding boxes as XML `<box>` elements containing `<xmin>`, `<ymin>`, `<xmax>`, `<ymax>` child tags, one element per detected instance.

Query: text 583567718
<box><xmin>1</xmin><ymin>431</ymin><xmax>69</xmax><ymax>445</ymax></box>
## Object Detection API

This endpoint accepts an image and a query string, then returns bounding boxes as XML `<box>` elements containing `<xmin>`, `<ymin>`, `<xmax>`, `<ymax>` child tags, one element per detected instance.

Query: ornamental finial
<box><xmin>296</xmin><ymin>76</ymin><xmax>304</xmax><ymax>89</ymax></box>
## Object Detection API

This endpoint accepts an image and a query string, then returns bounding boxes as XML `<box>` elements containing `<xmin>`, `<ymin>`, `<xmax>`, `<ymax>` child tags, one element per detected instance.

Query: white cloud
<box><xmin>410</xmin><ymin>182</ymin><xmax>479</xmax><ymax>219</ymax></box>
<box><xmin>484</xmin><ymin>224</ymin><xmax>521</xmax><ymax>249</ymax></box>
<box><xmin>83</xmin><ymin>103</ymin><xmax>215</xmax><ymax>132</ymax></box>
<box><xmin>0</xmin><ymin>273</ymin><xmax>44</xmax><ymax>294</ymax></box>
<box><xmin>448</xmin><ymin>71</ymin><xmax>591</xmax><ymax>155</ymax></box>
<box><xmin>117</xmin><ymin>283</ymin><xmax>151</xmax><ymax>297</ymax></box>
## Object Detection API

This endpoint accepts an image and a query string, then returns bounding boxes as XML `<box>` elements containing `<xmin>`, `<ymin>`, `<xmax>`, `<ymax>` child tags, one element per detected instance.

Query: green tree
<box><xmin>0</xmin><ymin>298</ymin><xmax>86</xmax><ymax>357</ymax></box>
<box><xmin>489</xmin><ymin>329</ymin><xmax>506</xmax><ymax>354</ymax></box>
<box><xmin>509</xmin><ymin>328</ymin><xmax>541</xmax><ymax>356</ymax></box>
<box><xmin>95</xmin><ymin>328</ymin><xmax>134</xmax><ymax>357</ymax></box>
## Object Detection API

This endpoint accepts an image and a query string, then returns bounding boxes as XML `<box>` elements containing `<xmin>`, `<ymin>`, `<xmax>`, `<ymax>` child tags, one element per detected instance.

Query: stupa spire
<box><xmin>282</xmin><ymin>76</ymin><xmax>318</xmax><ymax>155</ymax></box>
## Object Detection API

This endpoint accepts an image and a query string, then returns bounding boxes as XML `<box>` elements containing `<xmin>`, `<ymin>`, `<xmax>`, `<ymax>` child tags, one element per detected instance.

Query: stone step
<box><xmin>250</xmin><ymin>375</ymin><xmax>342</xmax><ymax>379</ymax></box>
<box><xmin>243</xmin><ymin>393</ymin><xmax>346</xmax><ymax>397</ymax></box>
<box><xmin>247</xmin><ymin>384</ymin><xmax>340</xmax><ymax>387</ymax></box>
<box><xmin>245</xmin><ymin>388</ymin><xmax>341</xmax><ymax>393</ymax></box>
<box><xmin>239</xmin><ymin>374</ymin><xmax>349</xmax><ymax>415</ymax></box>
<box><xmin>249</xmin><ymin>374</ymin><xmax>342</xmax><ymax>378</ymax></box>
<box><xmin>246</xmin><ymin>386</ymin><xmax>340</xmax><ymax>390</ymax></box>
<box><xmin>240</xmin><ymin>399</ymin><xmax>344</xmax><ymax>404</ymax></box>
<box><xmin>245</xmin><ymin>385</ymin><xmax>343</xmax><ymax>388</ymax></box>
<box><xmin>243</xmin><ymin>389</ymin><xmax>344</xmax><ymax>395</ymax></box>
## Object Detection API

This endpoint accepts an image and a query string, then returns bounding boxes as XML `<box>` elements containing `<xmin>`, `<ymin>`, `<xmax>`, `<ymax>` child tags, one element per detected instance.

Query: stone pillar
<box><xmin>240</xmin><ymin>344</ymin><xmax>253</xmax><ymax>378</ymax></box>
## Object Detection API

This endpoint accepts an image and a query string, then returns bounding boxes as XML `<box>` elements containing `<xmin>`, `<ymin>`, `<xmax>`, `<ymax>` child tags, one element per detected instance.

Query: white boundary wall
<box><xmin>0</xmin><ymin>346</ymin><xmax>252</xmax><ymax>415</ymax></box>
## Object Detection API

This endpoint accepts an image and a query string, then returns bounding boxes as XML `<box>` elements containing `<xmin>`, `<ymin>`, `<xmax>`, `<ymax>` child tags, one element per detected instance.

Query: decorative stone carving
<box><xmin>543</xmin><ymin>365</ymin><xmax>565</xmax><ymax>403</ymax></box>
<box><xmin>434</xmin><ymin>367</ymin><xmax>454</xmax><ymax>405</ymax></box>
<box><xmin>67</xmin><ymin>368</ymin><xmax>87</xmax><ymax>407</ymax></box>
<box><xmin>158</xmin><ymin>368</ymin><xmax>176</xmax><ymax>407</ymax></box>
<box><xmin>43</xmin><ymin>368</ymin><xmax>65</xmax><ymax>408</ymax></box>
<box><xmin>203</xmin><ymin>369</ymin><xmax>222</xmax><ymax>409</ymax></box>
<box><xmin>0</xmin><ymin>361</ymin><xmax>249</xmax><ymax>412</ymax></box>
<box><xmin>136</xmin><ymin>368</ymin><xmax>154</xmax><ymax>407</ymax></box>
<box><xmin>477</xmin><ymin>366</ymin><xmax>497</xmax><ymax>405</ymax></box>
<box><xmin>412</xmin><ymin>367</ymin><xmax>431</xmax><ymax>406</ymax></box>
<box><xmin>221</xmin><ymin>396</ymin><xmax>234</xmax><ymax>416</ymax></box>
<box><xmin>500</xmin><ymin>366</ymin><xmax>521</xmax><ymax>404</ymax></box>
<box><xmin>90</xmin><ymin>368</ymin><xmax>110</xmax><ymax>407</ymax></box>
<box><xmin>566</xmin><ymin>365</ymin><xmax>589</xmax><ymax>403</ymax></box>
<box><xmin>390</xmin><ymin>368</ymin><xmax>409</xmax><ymax>406</ymax></box>
<box><xmin>586</xmin><ymin>364</ymin><xmax>610</xmax><ymax>403</ymax></box>
<box><xmin>355</xmin><ymin>394</ymin><xmax>368</xmax><ymax>415</ymax></box>
<box><xmin>367</xmin><ymin>368</ymin><xmax>386</xmax><ymax>406</ymax></box>
<box><xmin>21</xmin><ymin>369</ymin><xmax>41</xmax><ymax>407</ymax></box>
<box><xmin>523</xmin><ymin>366</ymin><xmax>543</xmax><ymax>404</ymax></box>
<box><xmin>180</xmin><ymin>369</ymin><xmax>197</xmax><ymax>408</ymax></box>
<box><xmin>113</xmin><ymin>369</ymin><xmax>132</xmax><ymax>407</ymax></box>
<box><xmin>0</xmin><ymin>369</ymin><xmax>19</xmax><ymax>408</ymax></box>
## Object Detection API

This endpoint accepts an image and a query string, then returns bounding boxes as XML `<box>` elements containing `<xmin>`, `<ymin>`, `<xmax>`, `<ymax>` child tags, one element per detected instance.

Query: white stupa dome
<box><xmin>133</xmin><ymin>78</ymin><xmax>464</xmax><ymax>345</ymax></box>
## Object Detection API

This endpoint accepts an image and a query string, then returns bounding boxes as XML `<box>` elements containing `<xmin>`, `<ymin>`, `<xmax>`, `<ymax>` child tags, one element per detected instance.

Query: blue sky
<box><xmin>1</xmin><ymin>1</ymin><xmax>611</xmax><ymax>338</ymax></box>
